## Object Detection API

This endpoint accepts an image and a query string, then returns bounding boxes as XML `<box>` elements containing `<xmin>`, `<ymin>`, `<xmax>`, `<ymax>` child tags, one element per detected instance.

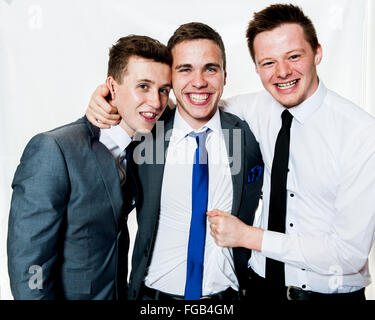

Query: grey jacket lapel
<box><xmin>85</xmin><ymin>117</ymin><xmax>123</xmax><ymax>229</ymax></box>
<box><xmin>135</xmin><ymin>110</ymin><xmax>175</xmax><ymax>225</ymax></box>
<box><xmin>219</xmin><ymin>110</ymin><xmax>244</xmax><ymax>217</ymax></box>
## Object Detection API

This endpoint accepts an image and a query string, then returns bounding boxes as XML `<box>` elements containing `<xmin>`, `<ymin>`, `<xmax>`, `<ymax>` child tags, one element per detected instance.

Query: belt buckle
<box><xmin>286</xmin><ymin>286</ymin><xmax>302</xmax><ymax>300</ymax></box>
<box><xmin>200</xmin><ymin>295</ymin><xmax>211</xmax><ymax>300</ymax></box>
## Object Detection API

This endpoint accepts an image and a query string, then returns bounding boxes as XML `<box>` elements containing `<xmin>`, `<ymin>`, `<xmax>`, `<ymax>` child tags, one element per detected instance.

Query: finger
<box><xmin>86</xmin><ymin>105</ymin><xmax>114</xmax><ymax>129</ymax></box>
<box><xmin>92</xmin><ymin>95</ymin><xmax>119</xmax><ymax>116</ymax></box>
<box><xmin>88</xmin><ymin>114</ymin><xmax>110</xmax><ymax>129</ymax></box>
<box><xmin>208</xmin><ymin>216</ymin><xmax>220</xmax><ymax>225</ymax></box>
<box><xmin>97</xmin><ymin>83</ymin><xmax>109</xmax><ymax>96</ymax></box>
<box><xmin>94</xmin><ymin>83</ymin><xmax>110</xmax><ymax>103</ymax></box>
<box><xmin>209</xmin><ymin>223</ymin><xmax>215</xmax><ymax>232</ymax></box>
<box><xmin>207</xmin><ymin>209</ymin><xmax>230</xmax><ymax>217</ymax></box>
<box><xmin>88</xmin><ymin>101</ymin><xmax>120</xmax><ymax>126</ymax></box>
<box><xmin>206</xmin><ymin>210</ymin><xmax>219</xmax><ymax>217</ymax></box>
<box><xmin>94</xmin><ymin>103</ymin><xmax>120</xmax><ymax>122</ymax></box>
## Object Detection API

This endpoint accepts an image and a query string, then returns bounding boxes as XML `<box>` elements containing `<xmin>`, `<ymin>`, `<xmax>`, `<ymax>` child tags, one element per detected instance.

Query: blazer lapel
<box><xmin>85</xmin><ymin>117</ymin><xmax>123</xmax><ymax>229</ymax></box>
<box><xmin>219</xmin><ymin>110</ymin><xmax>244</xmax><ymax>217</ymax></box>
<box><xmin>136</xmin><ymin>110</ymin><xmax>176</xmax><ymax>227</ymax></box>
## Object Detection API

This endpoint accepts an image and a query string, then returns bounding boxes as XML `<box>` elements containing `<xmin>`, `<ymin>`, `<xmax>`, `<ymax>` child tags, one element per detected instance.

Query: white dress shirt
<box><xmin>144</xmin><ymin>107</ymin><xmax>238</xmax><ymax>295</ymax></box>
<box><xmin>221</xmin><ymin>81</ymin><xmax>375</xmax><ymax>293</ymax></box>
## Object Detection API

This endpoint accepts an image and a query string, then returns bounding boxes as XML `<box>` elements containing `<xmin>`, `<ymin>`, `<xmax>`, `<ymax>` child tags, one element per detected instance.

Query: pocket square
<box><xmin>248</xmin><ymin>165</ymin><xmax>263</xmax><ymax>183</ymax></box>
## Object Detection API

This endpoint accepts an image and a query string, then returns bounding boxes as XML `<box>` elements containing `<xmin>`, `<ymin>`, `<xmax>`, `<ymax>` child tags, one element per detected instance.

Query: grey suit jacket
<box><xmin>7</xmin><ymin>116</ymin><xmax>131</xmax><ymax>300</ymax></box>
<box><xmin>128</xmin><ymin>109</ymin><xmax>263</xmax><ymax>299</ymax></box>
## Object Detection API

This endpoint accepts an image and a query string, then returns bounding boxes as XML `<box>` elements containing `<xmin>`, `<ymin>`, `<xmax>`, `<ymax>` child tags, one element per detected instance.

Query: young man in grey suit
<box><xmin>7</xmin><ymin>35</ymin><xmax>172</xmax><ymax>300</ymax></box>
<box><xmin>86</xmin><ymin>23</ymin><xmax>263</xmax><ymax>300</ymax></box>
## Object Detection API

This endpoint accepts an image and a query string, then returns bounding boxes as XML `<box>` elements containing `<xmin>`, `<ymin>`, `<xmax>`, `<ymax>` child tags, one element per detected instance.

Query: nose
<box><xmin>276</xmin><ymin>60</ymin><xmax>292</xmax><ymax>79</ymax></box>
<box><xmin>191</xmin><ymin>70</ymin><xmax>208</xmax><ymax>89</ymax></box>
<box><xmin>148</xmin><ymin>91</ymin><xmax>162</xmax><ymax>110</ymax></box>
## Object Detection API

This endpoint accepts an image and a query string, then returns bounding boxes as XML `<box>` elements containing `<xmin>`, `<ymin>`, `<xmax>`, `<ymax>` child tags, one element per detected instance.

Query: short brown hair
<box><xmin>246</xmin><ymin>4</ymin><xmax>319</xmax><ymax>62</ymax></box>
<box><xmin>167</xmin><ymin>22</ymin><xmax>226</xmax><ymax>71</ymax></box>
<box><xmin>107</xmin><ymin>35</ymin><xmax>172</xmax><ymax>83</ymax></box>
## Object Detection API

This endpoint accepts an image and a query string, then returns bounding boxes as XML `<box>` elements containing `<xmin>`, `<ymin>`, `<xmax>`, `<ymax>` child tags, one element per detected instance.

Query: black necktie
<box><xmin>265</xmin><ymin>109</ymin><xmax>293</xmax><ymax>287</ymax></box>
<box><xmin>122</xmin><ymin>141</ymin><xmax>139</xmax><ymax>213</ymax></box>
<box><xmin>116</xmin><ymin>140</ymin><xmax>139</xmax><ymax>299</ymax></box>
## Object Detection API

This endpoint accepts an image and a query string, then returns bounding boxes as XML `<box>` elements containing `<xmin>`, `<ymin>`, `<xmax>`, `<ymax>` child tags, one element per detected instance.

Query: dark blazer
<box><xmin>7</xmin><ymin>116</ymin><xmax>131</xmax><ymax>300</ymax></box>
<box><xmin>128</xmin><ymin>109</ymin><xmax>263</xmax><ymax>299</ymax></box>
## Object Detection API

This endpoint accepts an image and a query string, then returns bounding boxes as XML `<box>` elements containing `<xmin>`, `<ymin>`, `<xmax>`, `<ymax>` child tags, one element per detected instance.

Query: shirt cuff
<box><xmin>261</xmin><ymin>230</ymin><xmax>287</xmax><ymax>262</ymax></box>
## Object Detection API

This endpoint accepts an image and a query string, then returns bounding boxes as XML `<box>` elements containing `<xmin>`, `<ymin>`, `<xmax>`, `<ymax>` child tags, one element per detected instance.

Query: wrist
<box><xmin>244</xmin><ymin>226</ymin><xmax>264</xmax><ymax>251</ymax></box>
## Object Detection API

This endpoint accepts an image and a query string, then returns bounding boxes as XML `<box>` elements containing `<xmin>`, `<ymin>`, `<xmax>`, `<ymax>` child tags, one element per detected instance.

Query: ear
<box><xmin>223</xmin><ymin>70</ymin><xmax>227</xmax><ymax>86</ymax></box>
<box><xmin>106</xmin><ymin>76</ymin><xmax>117</xmax><ymax>102</ymax></box>
<box><xmin>314</xmin><ymin>44</ymin><xmax>323</xmax><ymax>66</ymax></box>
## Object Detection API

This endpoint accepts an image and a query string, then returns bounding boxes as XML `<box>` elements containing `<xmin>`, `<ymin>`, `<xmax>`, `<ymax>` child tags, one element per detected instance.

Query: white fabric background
<box><xmin>0</xmin><ymin>0</ymin><xmax>374</xmax><ymax>300</ymax></box>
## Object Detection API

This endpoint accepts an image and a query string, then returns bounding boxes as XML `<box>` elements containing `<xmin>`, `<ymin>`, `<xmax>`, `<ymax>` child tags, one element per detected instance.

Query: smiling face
<box><xmin>107</xmin><ymin>56</ymin><xmax>171</xmax><ymax>136</ymax></box>
<box><xmin>253</xmin><ymin>23</ymin><xmax>322</xmax><ymax>108</ymax></box>
<box><xmin>171</xmin><ymin>39</ymin><xmax>226</xmax><ymax>129</ymax></box>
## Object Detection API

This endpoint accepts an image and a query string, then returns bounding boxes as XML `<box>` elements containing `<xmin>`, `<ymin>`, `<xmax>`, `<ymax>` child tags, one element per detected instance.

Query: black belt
<box><xmin>139</xmin><ymin>284</ymin><xmax>239</xmax><ymax>300</ymax></box>
<box><xmin>246</xmin><ymin>268</ymin><xmax>365</xmax><ymax>301</ymax></box>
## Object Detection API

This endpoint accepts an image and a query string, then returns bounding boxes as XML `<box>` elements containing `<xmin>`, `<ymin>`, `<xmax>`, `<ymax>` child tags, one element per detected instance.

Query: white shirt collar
<box><xmin>100</xmin><ymin>124</ymin><xmax>132</xmax><ymax>152</ymax></box>
<box><xmin>171</xmin><ymin>107</ymin><xmax>222</xmax><ymax>144</ymax></box>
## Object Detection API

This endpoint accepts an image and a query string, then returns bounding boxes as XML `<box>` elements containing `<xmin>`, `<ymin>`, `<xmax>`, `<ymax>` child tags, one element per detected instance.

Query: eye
<box><xmin>159</xmin><ymin>88</ymin><xmax>170</xmax><ymax>95</ymax></box>
<box><xmin>178</xmin><ymin>68</ymin><xmax>191</xmax><ymax>73</ymax></box>
<box><xmin>290</xmin><ymin>54</ymin><xmax>300</xmax><ymax>61</ymax></box>
<box><xmin>206</xmin><ymin>67</ymin><xmax>217</xmax><ymax>73</ymax></box>
<box><xmin>261</xmin><ymin>61</ymin><xmax>274</xmax><ymax>68</ymax></box>
<box><xmin>139</xmin><ymin>84</ymin><xmax>149</xmax><ymax>90</ymax></box>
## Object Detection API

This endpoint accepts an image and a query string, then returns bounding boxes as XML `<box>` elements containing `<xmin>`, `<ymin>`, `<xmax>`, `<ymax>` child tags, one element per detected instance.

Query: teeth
<box><xmin>189</xmin><ymin>93</ymin><xmax>210</xmax><ymax>103</ymax></box>
<box><xmin>141</xmin><ymin>112</ymin><xmax>156</xmax><ymax>118</ymax></box>
<box><xmin>277</xmin><ymin>80</ymin><xmax>297</xmax><ymax>89</ymax></box>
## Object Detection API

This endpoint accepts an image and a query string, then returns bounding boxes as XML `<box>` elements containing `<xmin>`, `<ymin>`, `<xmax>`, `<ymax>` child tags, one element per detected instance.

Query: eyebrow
<box><xmin>137</xmin><ymin>79</ymin><xmax>154</xmax><ymax>84</ymax></box>
<box><xmin>137</xmin><ymin>79</ymin><xmax>171</xmax><ymax>88</ymax></box>
<box><xmin>175</xmin><ymin>64</ymin><xmax>191</xmax><ymax>70</ymax></box>
<box><xmin>286</xmin><ymin>48</ymin><xmax>306</xmax><ymax>55</ymax></box>
<box><xmin>174</xmin><ymin>63</ymin><xmax>222</xmax><ymax>70</ymax></box>
<box><xmin>205</xmin><ymin>63</ymin><xmax>221</xmax><ymax>69</ymax></box>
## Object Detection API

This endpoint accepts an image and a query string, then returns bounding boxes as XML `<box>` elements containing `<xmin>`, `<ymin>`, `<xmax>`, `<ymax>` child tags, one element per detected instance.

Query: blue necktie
<box><xmin>184</xmin><ymin>129</ymin><xmax>210</xmax><ymax>300</ymax></box>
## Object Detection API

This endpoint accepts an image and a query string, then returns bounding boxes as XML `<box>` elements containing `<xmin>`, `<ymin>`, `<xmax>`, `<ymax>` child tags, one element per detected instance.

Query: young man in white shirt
<box><xmin>87</xmin><ymin>22</ymin><xmax>264</xmax><ymax>300</ymax></box>
<box><xmin>207</xmin><ymin>4</ymin><xmax>375</xmax><ymax>301</ymax></box>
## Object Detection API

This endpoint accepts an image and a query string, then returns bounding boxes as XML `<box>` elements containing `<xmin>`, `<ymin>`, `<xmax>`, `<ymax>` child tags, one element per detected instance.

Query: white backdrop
<box><xmin>1</xmin><ymin>0</ymin><xmax>374</xmax><ymax>300</ymax></box>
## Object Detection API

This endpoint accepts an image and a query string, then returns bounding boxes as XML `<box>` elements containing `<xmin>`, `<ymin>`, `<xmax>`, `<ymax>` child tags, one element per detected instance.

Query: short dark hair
<box><xmin>246</xmin><ymin>4</ymin><xmax>319</xmax><ymax>62</ymax></box>
<box><xmin>107</xmin><ymin>35</ymin><xmax>172</xmax><ymax>83</ymax></box>
<box><xmin>167</xmin><ymin>22</ymin><xmax>226</xmax><ymax>71</ymax></box>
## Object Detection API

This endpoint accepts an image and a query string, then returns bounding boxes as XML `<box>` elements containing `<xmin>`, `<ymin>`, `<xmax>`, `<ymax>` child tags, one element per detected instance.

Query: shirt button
<box><xmin>290</xmin><ymin>193</ymin><xmax>294</xmax><ymax>197</ymax></box>
<box><xmin>131</xmin><ymin>199</ymin><xmax>135</xmax><ymax>206</ymax></box>
<box><xmin>289</xmin><ymin>223</ymin><xmax>294</xmax><ymax>227</ymax></box>
<box><xmin>302</xmin><ymin>285</ymin><xmax>306</xmax><ymax>289</ymax></box>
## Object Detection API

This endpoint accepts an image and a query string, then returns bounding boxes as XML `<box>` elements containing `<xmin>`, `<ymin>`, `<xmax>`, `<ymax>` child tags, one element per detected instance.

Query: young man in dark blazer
<box><xmin>7</xmin><ymin>35</ymin><xmax>172</xmax><ymax>300</ymax></box>
<box><xmin>86</xmin><ymin>23</ymin><xmax>263</xmax><ymax>300</ymax></box>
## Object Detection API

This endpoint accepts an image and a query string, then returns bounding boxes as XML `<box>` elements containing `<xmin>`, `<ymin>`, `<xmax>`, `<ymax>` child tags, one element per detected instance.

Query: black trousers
<box><xmin>244</xmin><ymin>268</ymin><xmax>366</xmax><ymax>301</ymax></box>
